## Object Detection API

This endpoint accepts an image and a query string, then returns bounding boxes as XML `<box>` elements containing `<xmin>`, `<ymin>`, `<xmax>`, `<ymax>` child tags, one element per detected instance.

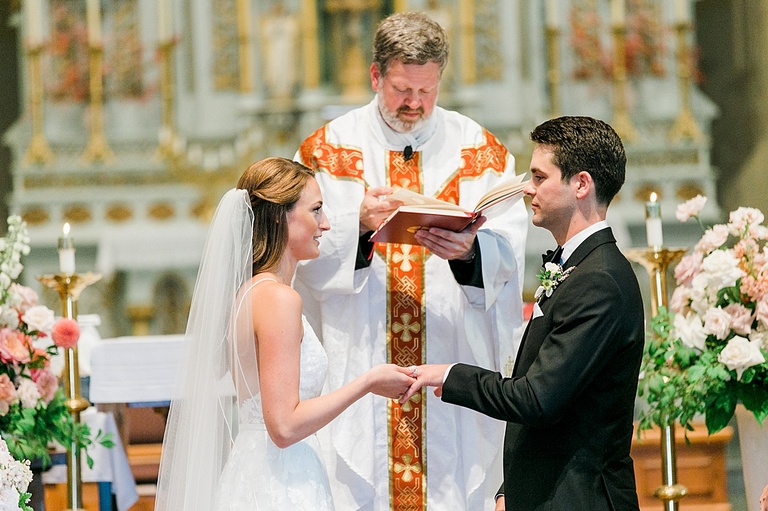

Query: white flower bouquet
<box><xmin>0</xmin><ymin>435</ymin><xmax>32</xmax><ymax>511</ymax></box>
<box><xmin>637</xmin><ymin>196</ymin><xmax>768</xmax><ymax>434</ymax></box>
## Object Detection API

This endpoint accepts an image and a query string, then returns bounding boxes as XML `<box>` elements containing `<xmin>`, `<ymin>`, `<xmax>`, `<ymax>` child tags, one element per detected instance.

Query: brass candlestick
<box><xmin>37</xmin><ymin>272</ymin><xmax>102</xmax><ymax>511</ymax></box>
<box><xmin>82</xmin><ymin>45</ymin><xmax>114</xmax><ymax>163</ymax></box>
<box><xmin>157</xmin><ymin>39</ymin><xmax>178</xmax><ymax>161</ymax></box>
<box><xmin>626</xmin><ymin>247</ymin><xmax>688</xmax><ymax>511</ymax></box>
<box><xmin>611</xmin><ymin>24</ymin><xmax>638</xmax><ymax>143</ymax></box>
<box><xmin>23</xmin><ymin>44</ymin><xmax>54</xmax><ymax>165</ymax></box>
<box><xmin>545</xmin><ymin>26</ymin><xmax>561</xmax><ymax>118</ymax></box>
<box><xmin>668</xmin><ymin>21</ymin><xmax>702</xmax><ymax>142</ymax></box>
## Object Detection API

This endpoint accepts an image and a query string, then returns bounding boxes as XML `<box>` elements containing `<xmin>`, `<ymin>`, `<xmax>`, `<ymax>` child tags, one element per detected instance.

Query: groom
<box><xmin>401</xmin><ymin>116</ymin><xmax>644</xmax><ymax>511</ymax></box>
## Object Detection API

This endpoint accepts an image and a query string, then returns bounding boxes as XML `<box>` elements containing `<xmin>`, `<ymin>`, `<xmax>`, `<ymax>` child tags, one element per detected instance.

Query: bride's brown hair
<box><xmin>236</xmin><ymin>157</ymin><xmax>315</xmax><ymax>275</ymax></box>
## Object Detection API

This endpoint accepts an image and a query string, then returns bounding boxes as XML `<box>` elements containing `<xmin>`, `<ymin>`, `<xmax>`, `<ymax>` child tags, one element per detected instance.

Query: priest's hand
<box><xmin>399</xmin><ymin>364</ymin><xmax>451</xmax><ymax>403</ymax></box>
<box><xmin>414</xmin><ymin>215</ymin><xmax>487</xmax><ymax>261</ymax></box>
<box><xmin>360</xmin><ymin>186</ymin><xmax>401</xmax><ymax>234</ymax></box>
<box><xmin>495</xmin><ymin>495</ymin><xmax>505</xmax><ymax>511</ymax></box>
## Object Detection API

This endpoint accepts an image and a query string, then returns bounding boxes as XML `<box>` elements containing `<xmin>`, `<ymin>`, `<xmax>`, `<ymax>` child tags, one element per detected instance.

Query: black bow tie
<box><xmin>542</xmin><ymin>245</ymin><xmax>564</xmax><ymax>265</ymax></box>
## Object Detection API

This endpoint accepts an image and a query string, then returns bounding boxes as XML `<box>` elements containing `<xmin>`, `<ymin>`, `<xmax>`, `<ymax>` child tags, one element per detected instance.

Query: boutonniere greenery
<box><xmin>535</xmin><ymin>262</ymin><xmax>575</xmax><ymax>301</ymax></box>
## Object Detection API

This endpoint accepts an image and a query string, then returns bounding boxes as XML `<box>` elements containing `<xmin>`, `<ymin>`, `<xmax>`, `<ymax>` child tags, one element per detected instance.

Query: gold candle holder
<box><xmin>157</xmin><ymin>39</ymin><xmax>178</xmax><ymax>161</ymax></box>
<box><xmin>610</xmin><ymin>24</ymin><xmax>638</xmax><ymax>143</ymax></box>
<box><xmin>37</xmin><ymin>272</ymin><xmax>102</xmax><ymax>511</ymax></box>
<box><xmin>23</xmin><ymin>44</ymin><xmax>54</xmax><ymax>166</ymax></box>
<box><xmin>668</xmin><ymin>21</ymin><xmax>702</xmax><ymax>143</ymax></box>
<box><xmin>545</xmin><ymin>26</ymin><xmax>561</xmax><ymax>118</ymax></box>
<box><xmin>82</xmin><ymin>45</ymin><xmax>114</xmax><ymax>163</ymax></box>
<box><xmin>626</xmin><ymin>247</ymin><xmax>688</xmax><ymax>511</ymax></box>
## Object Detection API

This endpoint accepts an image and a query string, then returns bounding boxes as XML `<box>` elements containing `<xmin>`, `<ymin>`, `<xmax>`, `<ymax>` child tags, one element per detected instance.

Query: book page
<box><xmin>385</xmin><ymin>187</ymin><xmax>467</xmax><ymax>212</ymax></box>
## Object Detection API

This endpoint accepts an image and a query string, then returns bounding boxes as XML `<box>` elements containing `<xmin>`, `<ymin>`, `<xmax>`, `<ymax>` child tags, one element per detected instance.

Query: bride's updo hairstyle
<box><xmin>236</xmin><ymin>157</ymin><xmax>315</xmax><ymax>275</ymax></box>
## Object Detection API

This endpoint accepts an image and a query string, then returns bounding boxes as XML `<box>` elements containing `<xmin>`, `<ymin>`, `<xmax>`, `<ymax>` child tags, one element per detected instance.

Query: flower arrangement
<box><xmin>637</xmin><ymin>196</ymin><xmax>768</xmax><ymax>434</ymax></box>
<box><xmin>0</xmin><ymin>436</ymin><xmax>32</xmax><ymax>511</ymax></box>
<box><xmin>535</xmin><ymin>262</ymin><xmax>575</xmax><ymax>301</ymax></box>
<box><xmin>0</xmin><ymin>216</ymin><xmax>112</xmax><ymax>468</ymax></box>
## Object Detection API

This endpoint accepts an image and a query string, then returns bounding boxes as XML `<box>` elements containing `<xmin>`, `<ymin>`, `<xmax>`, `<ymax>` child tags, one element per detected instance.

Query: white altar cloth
<box><xmin>43</xmin><ymin>408</ymin><xmax>138</xmax><ymax>511</ymax></box>
<box><xmin>89</xmin><ymin>335</ymin><xmax>184</xmax><ymax>404</ymax></box>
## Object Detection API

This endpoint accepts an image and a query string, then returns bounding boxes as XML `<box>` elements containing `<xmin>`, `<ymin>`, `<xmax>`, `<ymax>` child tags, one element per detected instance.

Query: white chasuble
<box><xmin>295</xmin><ymin>99</ymin><xmax>527</xmax><ymax>511</ymax></box>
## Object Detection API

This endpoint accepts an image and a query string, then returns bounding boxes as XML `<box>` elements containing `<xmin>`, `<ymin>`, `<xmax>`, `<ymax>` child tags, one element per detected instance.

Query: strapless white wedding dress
<box><xmin>215</xmin><ymin>315</ymin><xmax>334</xmax><ymax>510</ymax></box>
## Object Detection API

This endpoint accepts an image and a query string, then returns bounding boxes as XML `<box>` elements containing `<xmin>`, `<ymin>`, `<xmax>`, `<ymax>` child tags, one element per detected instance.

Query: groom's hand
<box><xmin>399</xmin><ymin>364</ymin><xmax>451</xmax><ymax>404</ymax></box>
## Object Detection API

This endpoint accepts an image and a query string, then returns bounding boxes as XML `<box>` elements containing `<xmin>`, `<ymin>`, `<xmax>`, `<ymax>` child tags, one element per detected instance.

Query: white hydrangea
<box><xmin>0</xmin><ymin>436</ymin><xmax>32</xmax><ymax>511</ymax></box>
<box><xmin>15</xmin><ymin>379</ymin><xmax>40</xmax><ymax>410</ymax></box>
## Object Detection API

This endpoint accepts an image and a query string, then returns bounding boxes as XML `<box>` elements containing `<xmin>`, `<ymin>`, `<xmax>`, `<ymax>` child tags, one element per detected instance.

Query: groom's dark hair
<box><xmin>530</xmin><ymin>116</ymin><xmax>626</xmax><ymax>206</ymax></box>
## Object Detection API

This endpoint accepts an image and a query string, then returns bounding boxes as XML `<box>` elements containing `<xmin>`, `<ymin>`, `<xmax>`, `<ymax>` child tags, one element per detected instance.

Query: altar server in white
<box><xmin>294</xmin><ymin>12</ymin><xmax>528</xmax><ymax>511</ymax></box>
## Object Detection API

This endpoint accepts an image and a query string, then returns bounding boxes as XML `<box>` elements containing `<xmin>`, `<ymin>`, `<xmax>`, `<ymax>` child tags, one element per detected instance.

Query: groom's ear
<box><xmin>573</xmin><ymin>171</ymin><xmax>593</xmax><ymax>200</ymax></box>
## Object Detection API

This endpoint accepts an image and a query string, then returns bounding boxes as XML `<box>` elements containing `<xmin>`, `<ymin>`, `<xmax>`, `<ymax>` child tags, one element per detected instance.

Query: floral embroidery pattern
<box><xmin>535</xmin><ymin>262</ymin><xmax>575</xmax><ymax>301</ymax></box>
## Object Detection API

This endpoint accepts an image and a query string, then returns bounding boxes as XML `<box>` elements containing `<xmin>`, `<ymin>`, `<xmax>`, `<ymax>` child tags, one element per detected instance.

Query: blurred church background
<box><xmin>0</xmin><ymin>1</ymin><xmax>766</xmax><ymax>510</ymax></box>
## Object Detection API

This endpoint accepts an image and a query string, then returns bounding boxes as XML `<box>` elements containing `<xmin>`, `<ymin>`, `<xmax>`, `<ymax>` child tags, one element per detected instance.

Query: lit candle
<box><xmin>545</xmin><ymin>0</ymin><xmax>559</xmax><ymax>28</ymax></box>
<box><xmin>158</xmin><ymin>0</ymin><xmax>172</xmax><ymax>43</ymax></box>
<box><xmin>86</xmin><ymin>0</ymin><xmax>102</xmax><ymax>46</ymax></box>
<box><xmin>58</xmin><ymin>223</ymin><xmax>76</xmax><ymax>274</ymax></box>
<box><xmin>645</xmin><ymin>192</ymin><xmax>663</xmax><ymax>248</ymax></box>
<box><xmin>611</xmin><ymin>0</ymin><xmax>625</xmax><ymax>26</ymax></box>
<box><xmin>674</xmin><ymin>0</ymin><xmax>689</xmax><ymax>23</ymax></box>
<box><xmin>25</xmin><ymin>0</ymin><xmax>43</xmax><ymax>46</ymax></box>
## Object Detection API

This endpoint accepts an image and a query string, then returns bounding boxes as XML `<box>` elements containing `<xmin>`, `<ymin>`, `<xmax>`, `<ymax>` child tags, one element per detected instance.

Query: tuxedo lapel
<box><xmin>513</xmin><ymin>228</ymin><xmax>617</xmax><ymax>377</ymax></box>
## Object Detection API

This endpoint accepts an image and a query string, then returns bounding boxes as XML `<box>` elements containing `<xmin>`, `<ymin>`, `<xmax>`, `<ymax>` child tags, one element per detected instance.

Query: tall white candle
<box><xmin>86</xmin><ymin>0</ymin><xmax>102</xmax><ymax>45</ymax></box>
<box><xmin>674</xmin><ymin>0</ymin><xmax>689</xmax><ymax>23</ymax></box>
<box><xmin>645</xmin><ymin>192</ymin><xmax>664</xmax><ymax>248</ymax></box>
<box><xmin>545</xmin><ymin>0</ymin><xmax>559</xmax><ymax>28</ymax></box>
<box><xmin>611</xmin><ymin>0</ymin><xmax>625</xmax><ymax>26</ymax></box>
<box><xmin>58</xmin><ymin>223</ymin><xmax>76</xmax><ymax>274</ymax></box>
<box><xmin>25</xmin><ymin>0</ymin><xmax>43</xmax><ymax>46</ymax></box>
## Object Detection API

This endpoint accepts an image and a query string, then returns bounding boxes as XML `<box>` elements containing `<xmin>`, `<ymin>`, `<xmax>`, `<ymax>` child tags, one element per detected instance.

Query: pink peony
<box><xmin>9</xmin><ymin>283</ymin><xmax>38</xmax><ymax>312</ymax></box>
<box><xmin>51</xmin><ymin>318</ymin><xmax>80</xmax><ymax>349</ymax></box>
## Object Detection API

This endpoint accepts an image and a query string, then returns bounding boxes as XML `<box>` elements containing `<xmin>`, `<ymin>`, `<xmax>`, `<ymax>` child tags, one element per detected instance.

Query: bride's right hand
<box><xmin>365</xmin><ymin>364</ymin><xmax>416</xmax><ymax>399</ymax></box>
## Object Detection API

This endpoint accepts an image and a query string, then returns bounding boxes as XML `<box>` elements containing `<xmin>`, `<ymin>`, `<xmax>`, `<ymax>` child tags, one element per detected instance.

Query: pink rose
<box><xmin>52</xmin><ymin>318</ymin><xmax>80</xmax><ymax>349</ymax></box>
<box><xmin>676</xmin><ymin>195</ymin><xmax>707</xmax><ymax>222</ymax></box>
<box><xmin>703</xmin><ymin>307</ymin><xmax>732</xmax><ymax>340</ymax></box>
<box><xmin>0</xmin><ymin>328</ymin><xmax>31</xmax><ymax>364</ymax></box>
<box><xmin>674</xmin><ymin>253</ymin><xmax>703</xmax><ymax>286</ymax></box>
<box><xmin>724</xmin><ymin>303</ymin><xmax>754</xmax><ymax>336</ymax></box>
<box><xmin>0</xmin><ymin>373</ymin><xmax>16</xmax><ymax>416</ymax></box>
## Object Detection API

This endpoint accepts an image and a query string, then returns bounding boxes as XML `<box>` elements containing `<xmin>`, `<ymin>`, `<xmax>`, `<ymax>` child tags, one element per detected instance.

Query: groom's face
<box><xmin>525</xmin><ymin>145</ymin><xmax>578</xmax><ymax>235</ymax></box>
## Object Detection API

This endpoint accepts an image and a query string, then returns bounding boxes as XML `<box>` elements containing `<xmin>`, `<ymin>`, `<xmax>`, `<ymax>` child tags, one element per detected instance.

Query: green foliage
<box><xmin>637</xmin><ymin>306</ymin><xmax>768</xmax><ymax>435</ymax></box>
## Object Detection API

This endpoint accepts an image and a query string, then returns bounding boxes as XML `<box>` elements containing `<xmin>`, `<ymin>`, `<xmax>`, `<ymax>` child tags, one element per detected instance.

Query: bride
<box><xmin>154</xmin><ymin>157</ymin><xmax>416</xmax><ymax>510</ymax></box>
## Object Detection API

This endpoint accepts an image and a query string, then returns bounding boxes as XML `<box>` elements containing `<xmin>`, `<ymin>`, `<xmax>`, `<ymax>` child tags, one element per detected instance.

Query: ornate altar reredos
<box><xmin>5</xmin><ymin>0</ymin><xmax>719</xmax><ymax>336</ymax></box>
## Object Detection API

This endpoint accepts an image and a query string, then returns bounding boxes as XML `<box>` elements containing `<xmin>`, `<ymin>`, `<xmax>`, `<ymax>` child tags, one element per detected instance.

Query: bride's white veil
<box><xmin>154</xmin><ymin>188</ymin><xmax>255</xmax><ymax>510</ymax></box>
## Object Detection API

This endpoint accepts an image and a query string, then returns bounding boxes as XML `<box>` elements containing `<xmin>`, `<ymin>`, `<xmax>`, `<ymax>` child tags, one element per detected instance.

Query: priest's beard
<box><xmin>377</xmin><ymin>93</ymin><xmax>433</xmax><ymax>133</ymax></box>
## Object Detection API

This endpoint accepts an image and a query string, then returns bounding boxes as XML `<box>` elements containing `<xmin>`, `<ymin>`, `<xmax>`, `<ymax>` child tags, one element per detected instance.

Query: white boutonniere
<box><xmin>534</xmin><ymin>262</ymin><xmax>575</xmax><ymax>301</ymax></box>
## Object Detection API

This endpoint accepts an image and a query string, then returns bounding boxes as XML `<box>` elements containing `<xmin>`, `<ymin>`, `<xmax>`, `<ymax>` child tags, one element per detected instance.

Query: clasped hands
<box><xmin>397</xmin><ymin>364</ymin><xmax>452</xmax><ymax>404</ymax></box>
<box><xmin>361</xmin><ymin>187</ymin><xmax>483</xmax><ymax>261</ymax></box>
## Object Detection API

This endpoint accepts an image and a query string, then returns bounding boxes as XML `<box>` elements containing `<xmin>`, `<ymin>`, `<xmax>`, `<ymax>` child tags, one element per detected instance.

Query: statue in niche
<box><xmin>260</xmin><ymin>3</ymin><xmax>299</xmax><ymax>99</ymax></box>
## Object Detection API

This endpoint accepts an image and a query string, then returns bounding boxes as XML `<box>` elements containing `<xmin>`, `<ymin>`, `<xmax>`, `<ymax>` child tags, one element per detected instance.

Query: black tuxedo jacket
<box><xmin>443</xmin><ymin>228</ymin><xmax>643</xmax><ymax>511</ymax></box>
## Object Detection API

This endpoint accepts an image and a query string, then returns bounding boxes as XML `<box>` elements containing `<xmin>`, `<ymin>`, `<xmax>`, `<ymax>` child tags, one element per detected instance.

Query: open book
<box><xmin>370</xmin><ymin>173</ymin><xmax>528</xmax><ymax>245</ymax></box>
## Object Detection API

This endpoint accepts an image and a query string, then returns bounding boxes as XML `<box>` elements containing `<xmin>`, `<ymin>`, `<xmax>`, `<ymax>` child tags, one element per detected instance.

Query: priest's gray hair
<box><xmin>372</xmin><ymin>11</ymin><xmax>449</xmax><ymax>77</ymax></box>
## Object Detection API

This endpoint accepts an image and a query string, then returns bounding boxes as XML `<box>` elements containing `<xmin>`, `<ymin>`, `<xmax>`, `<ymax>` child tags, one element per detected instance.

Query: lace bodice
<box><xmin>239</xmin><ymin>316</ymin><xmax>328</xmax><ymax>426</ymax></box>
